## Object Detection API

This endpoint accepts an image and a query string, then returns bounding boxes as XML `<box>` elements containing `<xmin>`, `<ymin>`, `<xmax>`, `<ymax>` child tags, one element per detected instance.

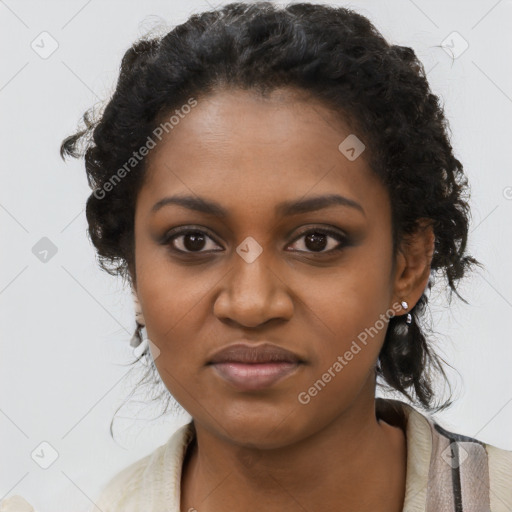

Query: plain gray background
<box><xmin>1</xmin><ymin>0</ymin><xmax>511</xmax><ymax>510</ymax></box>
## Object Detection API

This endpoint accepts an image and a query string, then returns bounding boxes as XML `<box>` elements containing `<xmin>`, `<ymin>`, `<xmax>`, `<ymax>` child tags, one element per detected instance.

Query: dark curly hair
<box><xmin>60</xmin><ymin>1</ymin><xmax>480</xmax><ymax>434</ymax></box>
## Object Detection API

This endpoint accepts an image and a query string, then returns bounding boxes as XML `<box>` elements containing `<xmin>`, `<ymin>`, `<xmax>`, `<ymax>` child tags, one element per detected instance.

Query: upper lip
<box><xmin>208</xmin><ymin>342</ymin><xmax>303</xmax><ymax>364</ymax></box>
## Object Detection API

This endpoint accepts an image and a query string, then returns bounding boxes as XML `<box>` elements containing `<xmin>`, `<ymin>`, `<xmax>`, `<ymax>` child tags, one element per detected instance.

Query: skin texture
<box><xmin>132</xmin><ymin>88</ymin><xmax>434</xmax><ymax>512</ymax></box>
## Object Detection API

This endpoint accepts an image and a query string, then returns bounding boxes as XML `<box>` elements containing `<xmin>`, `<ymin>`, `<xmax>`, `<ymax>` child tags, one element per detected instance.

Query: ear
<box><xmin>391</xmin><ymin>218</ymin><xmax>435</xmax><ymax>314</ymax></box>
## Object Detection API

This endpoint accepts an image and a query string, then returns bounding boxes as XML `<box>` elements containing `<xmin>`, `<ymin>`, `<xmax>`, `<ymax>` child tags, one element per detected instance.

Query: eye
<box><xmin>162</xmin><ymin>226</ymin><xmax>349</xmax><ymax>256</ymax></box>
<box><xmin>287</xmin><ymin>228</ymin><xmax>348</xmax><ymax>254</ymax></box>
<box><xmin>163</xmin><ymin>228</ymin><xmax>223</xmax><ymax>254</ymax></box>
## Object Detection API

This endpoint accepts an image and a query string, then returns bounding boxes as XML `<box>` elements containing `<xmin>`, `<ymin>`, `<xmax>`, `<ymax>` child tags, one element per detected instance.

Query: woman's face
<box><xmin>133</xmin><ymin>87</ymin><xmax>412</xmax><ymax>448</ymax></box>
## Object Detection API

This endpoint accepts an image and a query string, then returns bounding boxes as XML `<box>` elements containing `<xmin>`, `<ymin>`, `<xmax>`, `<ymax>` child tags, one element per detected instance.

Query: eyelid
<box><xmin>161</xmin><ymin>225</ymin><xmax>224</xmax><ymax>250</ymax></box>
<box><xmin>286</xmin><ymin>226</ymin><xmax>348</xmax><ymax>251</ymax></box>
<box><xmin>162</xmin><ymin>224</ymin><xmax>348</xmax><ymax>255</ymax></box>
<box><xmin>290</xmin><ymin>225</ymin><xmax>346</xmax><ymax>240</ymax></box>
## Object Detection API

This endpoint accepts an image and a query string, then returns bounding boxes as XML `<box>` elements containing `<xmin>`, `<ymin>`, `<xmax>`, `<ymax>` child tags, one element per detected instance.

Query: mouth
<box><xmin>207</xmin><ymin>342</ymin><xmax>304</xmax><ymax>391</ymax></box>
<box><xmin>209</xmin><ymin>361</ymin><xmax>302</xmax><ymax>391</ymax></box>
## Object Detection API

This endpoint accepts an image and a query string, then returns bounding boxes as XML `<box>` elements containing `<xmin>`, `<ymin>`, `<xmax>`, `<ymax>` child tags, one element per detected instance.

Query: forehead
<box><xmin>138</xmin><ymin>87</ymin><xmax>387</xmax><ymax>221</ymax></box>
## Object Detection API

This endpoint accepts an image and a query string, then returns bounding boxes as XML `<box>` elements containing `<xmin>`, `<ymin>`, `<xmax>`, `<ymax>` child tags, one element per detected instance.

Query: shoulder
<box><xmin>89</xmin><ymin>446</ymin><xmax>162</xmax><ymax>512</ymax></box>
<box><xmin>0</xmin><ymin>495</ymin><xmax>35</xmax><ymax>511</ymax></box>
<box><xmin>89</xmin><ymin>422</ymin><xmax>194</xmax><ymax>512</ymax></box>
<box><xmin>378</xmin><ymin>398</ymin><xmax>512</xmax><ymax>511</ymax></box>
<box><xmin>486</xmin><ymin>441</ymin><xmax>512</xmax><ymax>507</ymax></box>
<box><xmin>410</xmin><ymin>402</ymin><xmax>512</xmax><ymax>511</ymax></box>
<box><xmin>431</xmin><ymin>421</ymin><xmax>512</xmax><ymax>510</ymax></box>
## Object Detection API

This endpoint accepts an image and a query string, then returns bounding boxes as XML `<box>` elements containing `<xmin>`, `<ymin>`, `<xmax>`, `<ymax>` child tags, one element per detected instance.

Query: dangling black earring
<box><xmin>392</xmin><ymin>300</ymin><xmax>413</xmax><ymax>356</ymax></box>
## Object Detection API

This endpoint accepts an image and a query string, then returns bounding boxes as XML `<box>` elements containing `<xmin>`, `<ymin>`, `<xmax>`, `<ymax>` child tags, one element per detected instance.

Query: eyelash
<box><xmin>161</xmin><ymin>226</ymin><xmax>349</xmax><ymax>255</ymax></box>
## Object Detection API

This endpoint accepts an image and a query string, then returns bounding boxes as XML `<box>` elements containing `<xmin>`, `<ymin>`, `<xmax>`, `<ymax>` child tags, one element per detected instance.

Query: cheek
<box><xmin>134</xmin><ymin>237</ymin><xmax>208</xmax><ymax>364</ymax></box>
<box><xmin>135</xmin><ymin>221</ymin><xmax>214</xmax><ymax>321</ymax></box>
<box><xmin>297</xmin><ymin>277</ymin><xmax>391</xmax><ymax>378</ymax></box>
<box><xmin>292</xmin><ymin>266</ymin><xmax>394</xmax><ymax>418</ymax></box>
<box><xmin>296</xmin><ymin>239</ymin><xmax>395</xmax><ymax>398</ymax></box>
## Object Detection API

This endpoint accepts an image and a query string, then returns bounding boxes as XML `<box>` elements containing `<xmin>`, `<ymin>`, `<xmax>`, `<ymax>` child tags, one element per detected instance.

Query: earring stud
<box><xmin>401</xmin><ymin>300</ymin><xmax>412</xmax><ymax>325</ymax></box>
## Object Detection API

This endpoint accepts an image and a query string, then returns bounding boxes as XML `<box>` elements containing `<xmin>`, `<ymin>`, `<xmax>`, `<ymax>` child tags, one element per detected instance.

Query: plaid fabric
<box><xmin>377</xmin><ymin>398</ymin><xmax>512</xmax><ymax>512</ymax></box>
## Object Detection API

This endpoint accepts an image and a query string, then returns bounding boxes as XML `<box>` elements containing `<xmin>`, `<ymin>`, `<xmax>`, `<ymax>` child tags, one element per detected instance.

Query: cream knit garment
<box><xmin>2</xmin><ymin>399</ymin><xmax>510</xmax><ymax>511</ymax></box>
<box><xmin>88</xmin><ymin>398</ymin><xmax>512</xmax><ymax>512</ymax></box>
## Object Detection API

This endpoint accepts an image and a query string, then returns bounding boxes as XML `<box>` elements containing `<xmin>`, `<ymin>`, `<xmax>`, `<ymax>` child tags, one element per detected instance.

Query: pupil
<box><xmin>305</xmin><ymin>232</ymin><xmax>327</xmax><ymax>251</ymax></box>
<box><xmin>184</xmin><ymin>232</ymin><xmax>206</xmax><ymax>251</ymax></box>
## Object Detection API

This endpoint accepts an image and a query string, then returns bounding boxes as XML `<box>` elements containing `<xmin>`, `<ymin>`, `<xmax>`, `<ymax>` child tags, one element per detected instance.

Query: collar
<box><xmin>164</xmin><ymin>398</ymin><xmax>434</xmax><ymax>511</ymax></box>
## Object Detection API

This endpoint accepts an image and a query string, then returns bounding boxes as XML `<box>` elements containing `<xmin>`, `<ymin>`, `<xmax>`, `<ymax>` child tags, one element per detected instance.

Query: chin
<box><xmin>205</xmin><ymin>404</ymin><xmax>312</xmax><ymax>449</ymax></box>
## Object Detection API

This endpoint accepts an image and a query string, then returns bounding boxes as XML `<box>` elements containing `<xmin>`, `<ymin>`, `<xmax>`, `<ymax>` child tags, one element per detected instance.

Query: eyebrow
<box><xmin>151</xmin><ymin>193</ymin><xmax>365</xmax><ymax>217</ymax></box>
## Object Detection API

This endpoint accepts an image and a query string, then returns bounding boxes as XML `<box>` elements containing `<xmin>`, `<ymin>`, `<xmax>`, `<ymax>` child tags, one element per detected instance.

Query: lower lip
<box><xmin>210</xmin><ymin>362</ymin><xmax>300</xmax><ymax>391</ymax></box>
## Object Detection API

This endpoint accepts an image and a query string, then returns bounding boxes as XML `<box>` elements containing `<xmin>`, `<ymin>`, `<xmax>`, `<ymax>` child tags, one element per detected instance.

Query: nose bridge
<box><xmin>213</xmin><ymin>241</ymin><xmax>293</xmax><ymax>326</ymax></box>
<box><xmin>232</xmin><ymin>243</ymin><xmax>273</xmax><ymax>296</ymax></box>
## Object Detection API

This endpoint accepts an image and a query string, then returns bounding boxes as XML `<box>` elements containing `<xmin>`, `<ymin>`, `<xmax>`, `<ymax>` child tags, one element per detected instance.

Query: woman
<box><xmin>53</xmin><ymin>2</ymin><xmax>512</xmax><ymax>511</ymax></box>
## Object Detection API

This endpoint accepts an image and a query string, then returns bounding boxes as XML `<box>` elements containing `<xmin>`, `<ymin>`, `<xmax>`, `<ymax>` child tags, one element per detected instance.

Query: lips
<box><xmin>207</xmin><ymin>342</ymin><xmax>304</xmax><ymax>391</ymax></box>
<box><xmin>208</xmin><ymin>342</ymin><xmax>303</xmax><ymax>365</ymax></box>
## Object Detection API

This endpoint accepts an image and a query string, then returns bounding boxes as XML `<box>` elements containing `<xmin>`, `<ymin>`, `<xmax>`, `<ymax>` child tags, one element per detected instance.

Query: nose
<box><xmin>213</xmin><ymin>250</ymin><xmax>294</xmax><ymax>328</ymax></box>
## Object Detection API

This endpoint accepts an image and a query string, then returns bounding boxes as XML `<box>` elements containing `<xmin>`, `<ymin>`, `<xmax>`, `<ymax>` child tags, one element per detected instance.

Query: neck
<box><xmin>180</xmin><ymin>396</ymin><xmax>407</xmax><ymax>512</ymax></box>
